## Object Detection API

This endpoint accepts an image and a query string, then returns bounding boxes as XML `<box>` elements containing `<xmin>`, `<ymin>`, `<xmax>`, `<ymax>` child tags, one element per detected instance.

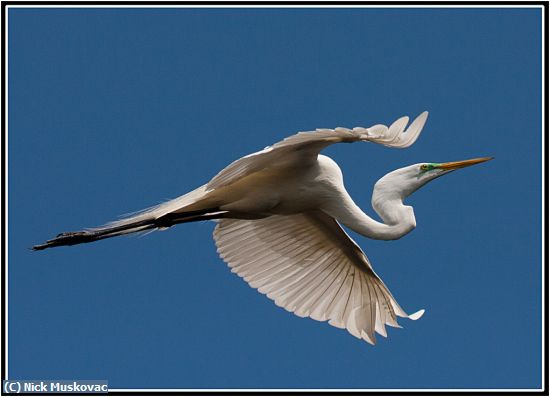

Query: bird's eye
<box><xmin>420</xmin><ymin>164</ymin><xmax>429</xmax><ymax>171</ymax></box>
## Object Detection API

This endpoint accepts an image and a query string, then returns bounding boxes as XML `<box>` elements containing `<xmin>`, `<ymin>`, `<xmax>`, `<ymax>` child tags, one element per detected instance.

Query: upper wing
<box><xmin>213</xmin><ymin>211</ymin><xmax>424</xmax><ymax>344</ymax></box>
<box><xmin>207</xmin><ymin>111</ymin><xmax>429</xmax><ymax>190</ymax></box>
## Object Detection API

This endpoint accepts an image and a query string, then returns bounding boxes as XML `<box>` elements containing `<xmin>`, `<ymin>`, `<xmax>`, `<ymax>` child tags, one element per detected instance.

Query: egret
<box><xmin>34</xmin><ymin>111</ymin><xmax>492</xmax><ymax>344</ymax></box>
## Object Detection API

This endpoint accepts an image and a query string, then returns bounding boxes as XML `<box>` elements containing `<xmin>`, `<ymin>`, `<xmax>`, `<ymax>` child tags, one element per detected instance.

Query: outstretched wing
<box><xmin>207</xmin><ymin>111</ymin><xmax>429</xmax><ymax>190</ymax></box>
<box><xmin>213</xmin><ymin>211</ymin><xmax>424</xmax><ymax>344</ymax></box>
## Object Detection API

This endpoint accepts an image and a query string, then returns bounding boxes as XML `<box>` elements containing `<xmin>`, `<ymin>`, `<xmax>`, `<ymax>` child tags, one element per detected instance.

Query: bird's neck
<box><xmin>324</xmin><ymin>185</ymin><xmax>416</xmax><ymax>241</ymax></box>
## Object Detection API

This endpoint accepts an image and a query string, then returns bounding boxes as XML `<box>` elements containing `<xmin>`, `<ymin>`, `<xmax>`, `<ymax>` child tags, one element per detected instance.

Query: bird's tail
<box><xmin>32</xmin><ymin>184</ymin><xmax>224</xmax><ymax>251</ymax></box>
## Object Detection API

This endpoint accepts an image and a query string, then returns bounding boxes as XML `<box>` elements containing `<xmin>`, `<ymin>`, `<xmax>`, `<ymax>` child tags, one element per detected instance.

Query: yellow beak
<box><xmin>435</xmin><ymin>157</ymin><xmax>493</xmax><ymax>171</ymax></box>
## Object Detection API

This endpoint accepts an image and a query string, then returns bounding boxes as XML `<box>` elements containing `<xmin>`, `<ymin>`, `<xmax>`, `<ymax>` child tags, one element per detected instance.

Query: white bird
<box><xmin>34</xmin><ymin>111</ymin><xmax>492</xmax><ymax>344</ymax></box>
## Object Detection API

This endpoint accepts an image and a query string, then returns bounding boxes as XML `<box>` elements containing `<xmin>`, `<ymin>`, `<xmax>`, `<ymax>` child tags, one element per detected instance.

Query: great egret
<box><xmin>34</xmin><ymin>111</ymin><xmax>492</xmax><ymax>344</ymax></box>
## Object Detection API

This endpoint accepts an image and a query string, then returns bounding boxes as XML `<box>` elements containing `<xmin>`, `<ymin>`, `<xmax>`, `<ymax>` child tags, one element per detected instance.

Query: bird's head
<box><xmin>374</xmin><ymin>157</ymin><xmax>493</xmax><ymax>202</ymax></box>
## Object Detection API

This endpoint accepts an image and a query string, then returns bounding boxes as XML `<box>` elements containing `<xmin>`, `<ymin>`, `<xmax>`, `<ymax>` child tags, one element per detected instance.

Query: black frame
<box><xmin>1</xmin><ymin>2</ymin><xmax>547</xmax><ymax>395</ymax></box>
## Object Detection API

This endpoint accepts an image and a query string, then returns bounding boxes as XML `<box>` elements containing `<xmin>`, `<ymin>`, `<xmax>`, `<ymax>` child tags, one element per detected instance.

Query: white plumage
<box><xmin>35</xmin><ymin>110</ymin><xmax>492</xmax><ymax>345</ymax></box>
<box><xmin>215</xmin><ymin>212</ymin><xmax>423</xmax><ymax>344</ymax></box>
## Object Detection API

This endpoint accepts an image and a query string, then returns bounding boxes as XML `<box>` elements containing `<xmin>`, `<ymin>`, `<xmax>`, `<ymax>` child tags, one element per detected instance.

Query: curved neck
<box><xmin>323</xmin><ymin>189</ymin><xmax>416</xmax><ymax>241</ymax></box>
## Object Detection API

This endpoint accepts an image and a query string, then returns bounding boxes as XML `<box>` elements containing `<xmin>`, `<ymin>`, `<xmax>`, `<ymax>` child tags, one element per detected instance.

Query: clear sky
<box><xmin>8</xmin><ymin>7</ymin><xmax>542</xmax><ymax>390</ymax></box>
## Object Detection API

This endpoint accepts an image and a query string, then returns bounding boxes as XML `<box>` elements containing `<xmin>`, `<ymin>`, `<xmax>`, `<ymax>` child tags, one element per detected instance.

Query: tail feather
<box><xmin>97</xmin><ymin>184</ymin><xmax>209</xmax><ymax>231</ymax></box>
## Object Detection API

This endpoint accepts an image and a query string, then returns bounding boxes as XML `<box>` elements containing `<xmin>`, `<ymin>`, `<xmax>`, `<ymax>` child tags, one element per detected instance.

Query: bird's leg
<box><xmin>153</xmin><ymin>210</ymin><xmax>229</xmax><ymax>228</ymax></box>
<box><xmin>32</xmin><ymin>229</ymin><xmax>122</xmax><ymax>250</ymax></box>
<box><xmin>32</xmin><ymin>208</ymin><xmax>228</xmax><ymax>251</ymax></box>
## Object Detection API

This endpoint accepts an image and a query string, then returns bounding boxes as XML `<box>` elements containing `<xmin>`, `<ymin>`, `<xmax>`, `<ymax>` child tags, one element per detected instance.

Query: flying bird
<box><xmin>34</xmin><ymin>111</ymin><xmax>492</xmax><ymax>344</ymax></box>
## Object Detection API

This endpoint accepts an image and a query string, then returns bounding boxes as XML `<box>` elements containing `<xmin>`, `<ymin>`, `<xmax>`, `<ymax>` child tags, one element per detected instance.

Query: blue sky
<box><xmin>8</xmin><ymin>7</ymin><xmax>542</xmax><ymax>389</ymax></box>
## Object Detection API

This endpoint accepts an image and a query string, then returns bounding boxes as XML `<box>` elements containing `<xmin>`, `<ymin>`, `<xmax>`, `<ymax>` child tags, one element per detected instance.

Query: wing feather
<box><xmin>207</xmin><ymin>112</ymin><xmax>428</xmax><ymax>190</ymax></box>
<box><xmin>89</xmin><ymin>113</ymin><xmax>428</xmax><ymax>234</ymax></box>
<box><xmin>213</xmin><ymin>212</ymin><xmax>424</xmax><ymax>344</ymax></box>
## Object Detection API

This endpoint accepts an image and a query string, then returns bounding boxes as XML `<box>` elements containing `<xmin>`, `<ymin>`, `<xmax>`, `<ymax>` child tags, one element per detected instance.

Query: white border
<box><xmin>541</xmin><ymin>3</ymin><xmax>547</xmax><ymax>393</ymax></box>
<box><xmin>3</xmin><ymin>3</ymin><xmax>546</xmax><ymax>393</ymax></box>
<box><xmin>3</xmin><ymin>0</ymin><xmax>8</xmax><ymax>386</ymax></box>
<box><xmin>3</xmin><ymin>4</ymin><xmax>547</xmax><ymax>7</ymax></box>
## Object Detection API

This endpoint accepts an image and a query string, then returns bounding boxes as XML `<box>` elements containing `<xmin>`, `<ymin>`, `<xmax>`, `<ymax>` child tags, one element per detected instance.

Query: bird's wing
<box><xmin>213</xmin><ymin>211</ymin><xmax>424</xmax><ymax>344</ymax></box>
<box><xmin>206</xmin><ymin>111</ymin><xmax>428</xmax><ymax>190</ymax></box>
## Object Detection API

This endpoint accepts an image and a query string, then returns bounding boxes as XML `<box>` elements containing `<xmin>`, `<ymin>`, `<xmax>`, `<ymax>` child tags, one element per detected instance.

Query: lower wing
<box><xmin>213</xmin><ymin>211</ymin><xmax>424</xmax><ymax>344</ymax></box>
